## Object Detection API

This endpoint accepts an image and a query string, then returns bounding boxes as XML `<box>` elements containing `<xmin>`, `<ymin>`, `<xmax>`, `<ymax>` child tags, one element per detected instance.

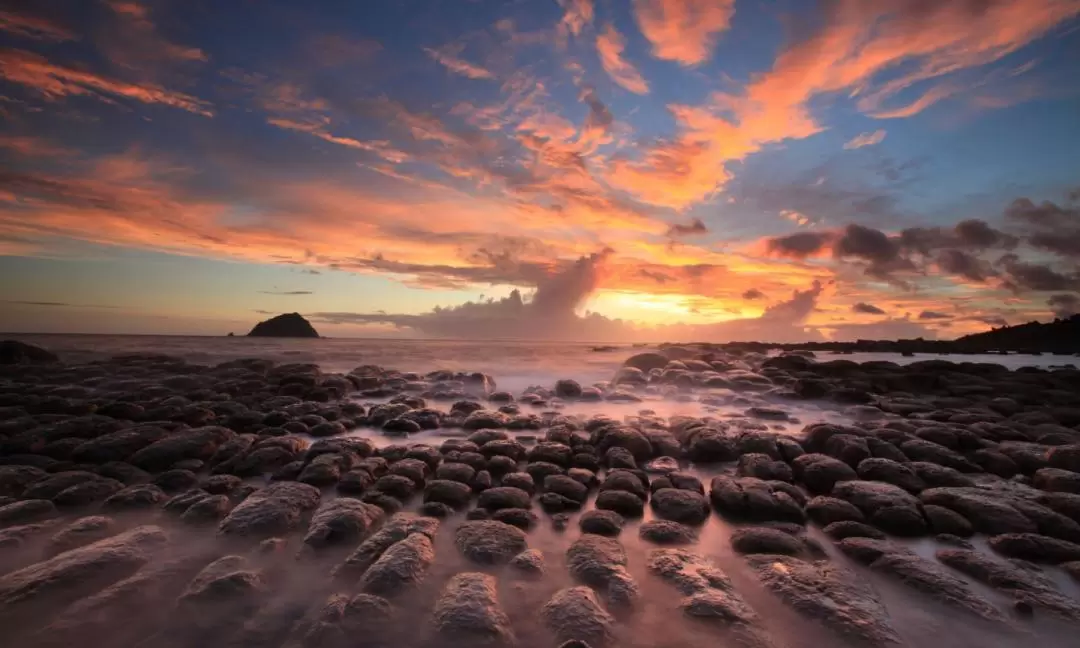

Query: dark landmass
<box><xmin>685</xmin><ymin>315</ymin><xmax>1080</xmax><ymax>356</ymax></box>
<box><xmin>0</xmin><ymin>340</ymin><xmax>59</xmax><ymax>364</ymax></box>
<box><xmin>246</xmin><ymin>312</ymin><xmax>320</xmax><ymax>338</ymax></box>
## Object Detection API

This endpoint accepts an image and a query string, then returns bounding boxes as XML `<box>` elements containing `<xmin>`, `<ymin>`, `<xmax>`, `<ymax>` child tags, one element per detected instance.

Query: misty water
<box><xmin>2</xmin><ymin>334</ymin><xmax>1080</xmax><ymax>648</ymax></box>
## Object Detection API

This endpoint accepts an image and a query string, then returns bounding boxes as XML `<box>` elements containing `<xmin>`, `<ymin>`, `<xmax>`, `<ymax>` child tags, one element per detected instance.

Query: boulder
<box><xmin>303</xmin><ymin>498</ymin><xmax>385</xmax><ymax>549</ymax></box>
<box><xmin>831</xmin><ymin>480</ymin><xmax>920</xmax><ymax>515</ymax></box>
<box><xmin>541</xmin><ymin>587</ymin><xmax>614</xmax><ymax>647</ymax></box>
<box><xmin>823</xmin><ymin>521</ymin><xmax>886</xmax><ymax>540</ymax></box>
<box><xmin>594</xmin><ymin>490</ymin><xmax>645</xmax><ymax>517</ymax></box>
<box><xmin>544</xmin><ymin>475</ymin><xmax>588</xmax><ymax>503</ymax></box>
<box><xmin>709</xmin><ymin>476</ymin><xmax>805</xmax><ymax>524</ymax></box>
<box><xmin>988</xmin><ymin>533</ymin><xmax>1080</xmax><ymax>564</ymax></box>
<box><xmin>791</xmin><ymin>454</ymin><xmax>857</xmax><ymax>494</ymax></box>
<box><xmin>856</xmin><ymin>458</ymin><xmax>926</xmax><ymax>493</ymax></box>
<box><xmin>805</xmin><ymin>496</ymin><xmax>865</xmax><ymax>526</ymax></box>
<box><xmin>638</xmin><ymin>520</ymin><xmax>696</xmax><ymax>545</ymax></box>
<box><xmin>730</xmin><ymin>527</ymin><xmax>816</xmax><ymax>557</ymax></box>
<box><xmin>919</xmin><ymin>487</ymin><xmax>1036</xmax><ymax>535</ymax></box>
<box><xmin>218</xmin><ymin>481</ymin><xmax>320</xmax><ymax>538</ymax></box>
<box><xmin>650</xmin><ymin>488</ymin><xmax>709</xmax><ymax>524</ymax></box>
<box><xmin>359</xmin><ymin>532</ymin><xmax>435</xmax><ymax>596</ymax></box>
<box><xmin>745</xmin><ymin>554</ymin><xmax>900</xmax><ymax>646</ymax></box>
<box><xmin>579</xmin><ymin>510</ymin><xmax>625</xmax><ymax>537</ymax></box>
<box><xmin>70</xmin><ymin>426</ymin><xmax>170</xmax><ymax>464</ymax></box>
<box><xmin>566</xmin><ymin>535</ymin><xmax>628</xmax><ymax>587</ymax></box>
<box><xmin>44</xmin><ymin>515</ymin><xmax>115</xmax><ymax>557</ymax></box>
<box><xmin>424</xmin><ymin>479</ymin><xmax>473</xmax><ymax>509</ymax></box>
<box><xmin>336</xmin><ymin>514</ymin><xmax>439</xmax><ymax>577</ymax></box>
<box><xmin>0</xmin><ymin>499</ymin><xmax>57</xmax><ymax>526</ymax></box>
<box><xmin>181</xmin><ymin>494</ymin><xmax>232</xmax><ymax>524</ymax></box>
<box><xmin>130</xmin><ymin>426</ymin><xmax>235</xmax><ymax>471</ymax></box>
<box><xmin>923</xmin><ymin>504</ymin><xmax>974</xmax><ymax>537</ymax></box>
<box><xmin>431</xmin><ymin>572</ymin><xmax>514</xmax><ymax>645</ymax></box>
<box><xmin>477</xmin><ymin>486</ymin><xmax>532</xmax><ymax>511</ymax></box>
<box><xmin>937</xmin><ymin>548</ymin><xmax>1080</xmax><ymax>621</ymax></box>
<box><xmin>455</xmin><ymin>520</ymin><xmax>527</xmax><ymax>564</ymax></box>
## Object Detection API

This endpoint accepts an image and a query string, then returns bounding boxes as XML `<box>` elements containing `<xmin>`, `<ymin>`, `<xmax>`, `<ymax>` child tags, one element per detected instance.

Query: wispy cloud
<box><xmin>0</xmin><ymin>9</ymin><xmax>77</xmax><ymax>42</ymax></box>
<box><xmin>424</xmin><ymin>45</ymin><xmax>494</xmax><ymax>80</ymax></box>
<box><xmin>844</xmin><ymin>130</ymin><xmax>887</xmax><ymax>150</ymax></box>
<box><xmin>596</xmin><ymin>23</ymin><xmax>649</xmax><ymax>94</ymax></box>
<box><xmin>258</xmin><ymin>290</ymin><xmax>314</xmax><ymax>295</ymax></box>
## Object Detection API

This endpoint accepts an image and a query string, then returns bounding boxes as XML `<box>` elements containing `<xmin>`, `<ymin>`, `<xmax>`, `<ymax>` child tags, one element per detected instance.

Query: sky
<box><xmin>1</xmin><ymin>0</ymin><xmax>1079</xmax><ymax>341</ymax></box>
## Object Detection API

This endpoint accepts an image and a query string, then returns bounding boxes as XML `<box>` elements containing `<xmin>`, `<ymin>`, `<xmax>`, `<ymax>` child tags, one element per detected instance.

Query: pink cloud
<box><xmin>632</xmin><ymin>0</ymin><xmax>735</xmax><ymax>65</ymax></box>
<box><xmin>596</xmin><ymin>23</ymin><xmax>650</xmax><ymax>94</ymax></box>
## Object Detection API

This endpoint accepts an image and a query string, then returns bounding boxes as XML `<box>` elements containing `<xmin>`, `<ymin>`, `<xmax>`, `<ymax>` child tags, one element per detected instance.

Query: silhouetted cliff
<box><xmin>246</xmin><ymin>313</ymin><xmax>320</xmax><ymax>338</ymax></box>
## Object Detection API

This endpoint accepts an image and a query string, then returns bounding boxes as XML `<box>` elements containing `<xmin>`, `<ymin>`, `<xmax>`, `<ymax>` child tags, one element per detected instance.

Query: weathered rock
<box><xmin>102</xmin><ymin>484</ymin><xmax>167</xmax><ymax>510</ymax></box>
<box><xmin>175</xmin><ymin>555</ymin><xmax>266</xmax><ymax>632</ymax></box>
<box><xmin>22</xmin><ymin>471</ymin><xmax>102</xmax><ymax>500</ymax></box>
<box><xmin>1034</xmin><ymin>468</ymin><xmax>1080</xmax><ymax>493</ymax></box>
<box><xmin>566</xmin><ymin>534</ymin><xmax>628</xmax><ymax>587</ymax></box>
<box><xmin>937</xmin><ymin>548</ymin><xmax>1080</xmax><ymax>621</ymax></box>
<box><xmin>579</xmin><ymin>509</ymin><xmax>625</xmax><ymax>536</ymax></box>
<box><xmin>831</xmin><ymin>480</ymin><xmax>921</xmax><ymax>517</ymax></box>
<box><xmin>823</xmin><ymin>520</ymin><xmax>887</xmax><ymax>540</ymax></box>
<box><xmin>70</xmin><ymin>426</ymin><xmax>170</xmax><ymax>464</ymax></box>
<box><xmin>920</xmin><ymin>487</ymin><xmax>1036</xmax><ymax>535</ymax></box>
<box><xmin>54</xmin><ymin>477</ymin><xmax>124</xmax><ymax>506</ymax></box>
<box><xmin>372</xmin><ymin>474</ymin><xmax>417</xmax><ymax>499</ymax></box>
<box><xmin>500</xmin><ymin>471</ymin><xmax>536</xmax><ymax>495</ymax></box>
<box><xmin>424</xmin><ymin>479</ymin><xmax>473</xmax><ymax>509</ymax></box>
<box><xmin>923</xmin><ymin>504</ymin><xmax>974</xmax><ymax>537</ymax></box>
<box><xmin>478</xmin><ymin>486</ymin><xmax>532</xmax><ymax>511</ymax></box>
<box><xmin>304</xmin><ymin>498</ymin><xmax>385</xmax><ymax>549</ymax></box>
<box><xmin>594</xmin><ymin>490</ymin><xmax>645</xmax><ymax>517</ymax></box>
<box><xmin>492</xmin><ymin>507</ymin><xmax>538</xmax><ymax>530</ymax></box>
<box><xmin>791</xmin><ymin>454</ymin><xmax>857</xmax><ymax>494</ymax></box>
<box><xmin>639</xmin><ymin>520</ymin><xmax>696</xmax><ymax>545</ymax></box>
<box><xmin>455</xmin><ymin>520</ymin><xmax>527</xmax><ymax>564</ymax></box>
<box><xmin>900</xmin><ymin>439</ymin><xmax>979</xmax><ymax>472</ymax></box>
<box><xmin>510</xmin><ymin>548</ymin><xmax>545</xmax><ymax>575</ymax></box>
<box><xmin>730</xmin><ymin>527</ymin><xmax>814</xmax><ymax>557</ymax></box>
<box><xmin>181</xmin><ymin>494</ymin><xmax>232</xmax><ymax>524</ymax></box>
<box><xmin>218</xmin><ymin>481</ymin><xmax>320</xmax><ymax>538</ymax></box>
<box><xmin>153</xmin><ymin>469</ymin><xmax>199</xmax><ymax>493</ymax></box>
<box><xmin>805</xmin><ymin>496</ymin><xmax>865</xmax><ymax>526</ymax></box>
<box><xmin>359</xmin><ymin>532</ymin><xmax>435</xmax><ymax>596</ymax></box>
<box><xmin>44</xmin><ymin>515</ymin><xmax>115</xmax><ymax>557</ymax></box>
<box><xmin>856</xmin><ymin>458</ymin><xmax>925</xmax><ymax>493</ymax></box>
<box><xmin>0</xmin><ymin>526</ymin><xmax>167</xmax><ymax>622</ymax></box>
<box><xmin>650</xmin><ymin>488</ymin><xmax>709</xmax><ymax>524</ymax></box>
<box><xmin>336</xmin><ymin>514</ymin><xmax>439</xmax><ymax>577</ymax></box>
<box><xmin>431</xmin><ymin>572</ymin><xmax>514</xmax><ymax>645</ymax></box>
<box><xmin>544</xmin><ymin>474</ymin><xmax>588</xmax><ymax>503</ymax></box>
<box><xmin>709</xmin><ymin>477</ymin><xmax>805</xmax><ymax>524</ymax></box>
<box><xmin>988</xmin><ymin>533</ymin><xmax>1080</xmax><ymax>564</ymax></box>
<box><xmin>130</xmin><ymin>426</ymin><xmax>234</xmax><ymax>471</ymax></box>
<box><xmin>0</xmin><ymin>465</ymin><xmax>47</xmax><ymax>498</ymax></box>
<box><xmin>541</xmin><ymin>587</ymin><xmax>614</xmax><ymax>647</ymax></box>
<box><xmin>0</xmin><ymin>499</ymin><xmax>56</xmax><ymax>526</ymax></box>
<box><xmin>746</xmin><ymin>554</ymin><xmax>901</xmax><ymax>646</ymax></box>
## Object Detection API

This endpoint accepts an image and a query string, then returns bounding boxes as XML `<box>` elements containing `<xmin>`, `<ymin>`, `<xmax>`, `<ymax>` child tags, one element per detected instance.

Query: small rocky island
<box><xmin>246</xmin><ymin>312</ymin><xmax>320</xmax><ymax>338</ymax></box>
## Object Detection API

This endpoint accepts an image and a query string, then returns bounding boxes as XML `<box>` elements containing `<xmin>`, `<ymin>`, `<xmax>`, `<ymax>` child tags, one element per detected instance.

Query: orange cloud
<box><xmin>424</xmin><ymin>45</ymin><xmax>494</xmax><ymax>80</ymax></box>
<box><xmin>0</xmin><ymin>48</ymin><xmax>212</xmax><ymax>115</ymax></box>
<box><xmin>843</xmin><ymin>130</ymin><xmax>887</xmax><ymax>149</ymax></box>
<box><xmin>557</xmin><ymin>0</ymin><xmax>594</xmax><ymax>40</ymax></box>
<box><xmin>0</xmin><ymin>9</ymin><xmax>77</xmax><ymax>42</ymax></box>
<box><xmin>596</xmin><ymin>23</ymin><xmax>649</xmax><ymax>94</ymax></box>
<box><xmin>632</xmin><ymin>0</ymin><xmax>735</xmax><ymax>65</ymax></box>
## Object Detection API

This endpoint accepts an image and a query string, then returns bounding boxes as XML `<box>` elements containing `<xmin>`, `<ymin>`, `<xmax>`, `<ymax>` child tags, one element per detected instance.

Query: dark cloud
<box><xmin>962</xmin><ymin>314</ymin><xmax>1009</xmax><ymax>328</ymax></box>
<box><xmin>666</xmin><ymin>218</ymin><xmax>708</xmax><ymax>237</ymax></box>
<box><xmin>764</xmin><ymin>231</ymin><xmax>833</xmax><ymax>258</ymax></box>
<box><xmin>258</xmin><ymin>290</ymin><xmax>314</xmax><ymax>295</ymax></box>
<box><xmin>852</xmin><ymin>302</ymin><xmax>885</xmax><ymax>315</ymax></box>
<box><xmin>2</xmin><ymin>300</ymin><xmax>117</xmax><ymax>309</ymax></box>
<box><xmin>918</xmin><ymin>310</ymin><xmax>951</xmax><ymax>320</ymax></box>
<box><xmin>1000</xmin><ymin>259</ymin><xmax>1080</xmax><ymax>292</ymax></box>
<box><xmin>1005</xmin><ymin>195</ymin><xmax>1080</xmax><ymax>258</ymax></box>
<box><xmin>741</xmin><ymin>288</ymin><xmax>765</xmax><ymax>300</ymax></box>
<box><xmin>638</xmin><ymin>269</ymin><xmax>674</xmax><ymax>284</ymax></box>
<box><xmin>1048</xmin><ymin>293</ymin><xmax>1079</xmax><ymax>318</ymax></box>
<box><xmin>935</xmin><ymin>248</ymin><xmax>995</xmax><ymax>282</ymax></box>
<box><xmin>834</xmin><ymin>224</ymin><xmax>915</xmax><ymax>279</ymax></box>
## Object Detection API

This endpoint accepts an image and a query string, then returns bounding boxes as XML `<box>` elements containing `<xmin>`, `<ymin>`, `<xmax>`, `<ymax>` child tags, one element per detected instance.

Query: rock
<box><xmin>709</xmin><ymin>476</ymin><xmax>805</xmax><ymax>524</ymax></box>
<box><xmin>792</xmin><ymin>454</ymin><xmax>857</xmax><ymax>494</ymax></box>
<box><xmin>1048</xmin><ymin>445</ymin><xmax>1080</xmax><ymax>473</ymax></box>
<box><xmin>373</xmin><ymin>474</ymin><xmax>416</xmax><ymax>499</ymax></box>
<box><xmin>431</xmin><ymin>572</ymin><xmax>514</xmax><ymax>645</ymax></box>
<box><xmin>0</xmin><ymin>499</ymin><xmax>56</xmax><ymax>526</ymax></box>
<box><xmin>181</xmin><ymin>494</ymin><xmax>232</xmax><ymax>524</ymax></box>
<box><xmin>0</xmin><ymin>526</ymin><xmax>167</xmax><ymax>622</ymax></box>
<box><xmin>130</xmin><ymin>426</ymin><xmax>235</xmax><ymax>471</ymax></box>
<box><xmin>685</xmin><ymin>428</ymin><xmax>738</xmax><ymax>463</ymax></box>
<box><xmin>667</xmin><ymin>471</ymin><xmax>704</xmax><ymax>494</ymax></box>
<box><xmin>101</xmin><ymin>484</ymin><xmax>167</xmax><ymax>512</ymax></box>
<box><xmin>924</xmin><ymin>504</ymin><xmax>974</xmax><ymax>537</ymax></box>
<box><xmin>745</xmin><ymin>554</ymin><xmax>901</xmax><ymax>646</ymax></box>
<box><xmin>70</xmin><ymin>426</ymin><xmax>170</xmax><ymax>464</ymax></box>
<box><xmin>555</xmin><ymin>379</ymin><xmax>583</xmax><ymax>399</ymax></box>
<box><xmin>645</xmin><ymin>456</ymin><xmax>679</xmax><ymax>474</ymax></box>
<box><xmin>909</xmin><ymin>462</ymin><xmax>975</xmax><ymax>488</ymax></box>
<box><xmin>218</xmin><ymin>481</ymin><xmax>320</xmax><ymax>538</ymax></box>
<box><xmin>856</xmin><ymin>458</ymin><xmax>926</xmax><ymax>493</ymax></box>
<box><xmin>647</xmin><ymin>549</ymin><xmax>768</xmax><ymax>644</ymax></box>
<box><xmin>435</xmin><ymin>462</ymin><xmax>476</xmax><ymax>484</ymax></box>
<box><xmin>566</xmin><ymin>534</ymin><xmax>628</xmax><ymax>588</ymax></box>
<box><xmin>842</xmin><ymin>543</ymin><xmax>1006</xmax><ymax>622</ymax></box>
<box><xmin>303</xmin><ymin>498</ymin><xmax>385</xmax><ymax>550</ymax></box>
<box><xmin>175</xmin><ymin>555</ymin><xmax>266</xmax><ymax>631</ymax></box>
<box><xmin>598</xmin><ymin>469</ymin><xmax>647</xmax><ymax>499</ymax></box>
<box><xmin>920</xmin><ymin>487</ymin><xmax>1036</xmax><ymax>534</ymax></box>
<box><xmin>0</xmin><ymin>465</ymin><xmax>47</xmax><ymax>498</ymax></box>
<box><xmin>22</xmin><ymin>471</ymin><xmax>103</xmax><ymax>500</ymax></box>
<box><xmin>870</xmin><ymin>505</ymin><xmax>929</xmax><ymax>536</ymax></box>
<box><xmin>44</xmin><ymin>515</ymin><xmax>115</xmax><ymax>557</ymax></box>
<box><xmin>336</xmin><ymin>514</ymin><xmax>439</xmax><ymax>577</ymax></box>
<box><xmin>541</xmin><ymin>587</ymin><xmax>614</xmax><ymax>647</ymax></box>
<box><xmin>805</xmin><ymin>496</ymin><xmax>865</xmax><ymax>525</ymax></box>
<box><xmin>594</xmin><ymin>490</ymin><xmax>645</xmax><ymax>517</ymax></box>
<box><xmin>623</xmin><ymin>352</ymin><xmax>670</xmax><ymax>372</ymax></box>
<box><xmin>900</xmin><ymin>439</ymin><xmax>979</xmax><ymax>472</ymax></box>
<box><xmin>594</xmin><ymin>428</ymin><xmax>652</xmax><ymax>462</ymax></box>
<box><xmin>1034</xmin><ymin>468</ymin><xmax>1080</xmax><ymax>493</ymax></box>
<box><xmin>424</xmin><ymin>479</ymin><xmax>473</xmax><ymax>509</ymax></box>
<box><xmin>737</xmin><ymin>454</ymin><xmax>793</xmax><ymax>482</ymax></box>
<box><xmin>831</xmin><ymin>480</ymin><xmax>920</xmax><ymax>516</ymax></box>
<box><xmin>730</xmin><ymin>527</ymin><xmax>813</xmax><ymax>556</ymax></box>
<box><xmin>650</xmin><ymin>488</ymin><xmax>709</xmax><ymax>524</ymax></box>
<box><xmin>492</xmin><ymin>507</ymin><xmax>538</xmax><ymax>530</ymax></box>
<box><xmin>988</xmin><ymin>533</ymin><xmax>1080</xmax><ymax>563</ymax></box>
<box><xmin>477</xmin><ymin>486</ymin><xmax>532</xmax><ymax>511</ymax></box>
<box><xmin>639</xmin><ymin>520</ymin><xmax>696</xmax><ymax>545</ymax></box>
<box><xmin>359</xmin><ymin>532</ymin><xmax>435</xmax><ymax>596</ymax></box>
<box><xmin>500</xmin><ymin>471</ymin><xmax>535</xmax><ymax>495</ymax></box>
<box><xmin>823</xmin><ymin>520</ymin><xmax>887</xmax><ymax>540</ymax></box>
<box><xmin>0</xmin><ymin>340</ymin><xmax>58</xmax><ymax>364</ymax></box>
<box><xmin>937</xmin><ymin>548</ymin><xmax>1080</xmax><ymax>621</ymax></box>
<box><xmin>455</xmin><ymin>520</ymin><xmax>527</xmax><ymax>564</ymax></box>
<box><xmin>539</xmin><ymin>492</ymin><xmax>581</xmax><ymax>513</ymax></box>
<box><xmin>544</xmin><ymin>475</ymin><xmax>588</xmax><ymax>503</ymax></box>
<box><xmin>579</xmin><ymin>510</ymin><xmax>624</xmax><ymax>536</ymax></box>
<box><xmin>825</xmin><ymin>434</ymin><xmax>872</xmax><ymax>467</ymax></box>
<box><xmin>509</xmin><ymin>548</ymin><xmax>545</xmax><ymax>576</ymax></box>
<box><xmin>247</xmin><ymin>312</ymin><xmax>319</xmax><ymax>337</ymax></box>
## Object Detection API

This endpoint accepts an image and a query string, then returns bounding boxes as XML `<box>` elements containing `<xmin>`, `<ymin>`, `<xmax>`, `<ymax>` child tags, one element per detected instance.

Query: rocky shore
<box><xmin>1</xmin><ymin>340</ymin><xmax>1080</xmax><ymax>647</ymax></box>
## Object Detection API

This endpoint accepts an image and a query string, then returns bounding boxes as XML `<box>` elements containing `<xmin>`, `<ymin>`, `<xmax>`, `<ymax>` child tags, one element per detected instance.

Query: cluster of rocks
<box><xmin>2</xmin><ymin>342</ymin><xmax>1080</xmax><ymax>646</ymax></box>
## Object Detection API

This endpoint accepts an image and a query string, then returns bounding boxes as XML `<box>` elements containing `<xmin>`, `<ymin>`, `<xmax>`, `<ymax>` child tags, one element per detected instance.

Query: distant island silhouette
<box><xmin>246</xmin><ymin>312</ymin><xmax>320</xmax><ymax>338</ymax></box>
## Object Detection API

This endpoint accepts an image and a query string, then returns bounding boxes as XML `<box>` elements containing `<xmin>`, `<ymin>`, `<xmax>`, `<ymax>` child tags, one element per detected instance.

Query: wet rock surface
<box><xmin>2</xmin><ymin>346</ymin><xmax>1080</xmax><ymax>647</ymax></box>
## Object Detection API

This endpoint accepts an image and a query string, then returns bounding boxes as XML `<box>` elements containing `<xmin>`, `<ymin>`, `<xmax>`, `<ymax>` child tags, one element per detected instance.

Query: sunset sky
<box><xmin>1</xmin><ymin>0</ymin><xmax>1079</xmax><ymax>341</ymax></box>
